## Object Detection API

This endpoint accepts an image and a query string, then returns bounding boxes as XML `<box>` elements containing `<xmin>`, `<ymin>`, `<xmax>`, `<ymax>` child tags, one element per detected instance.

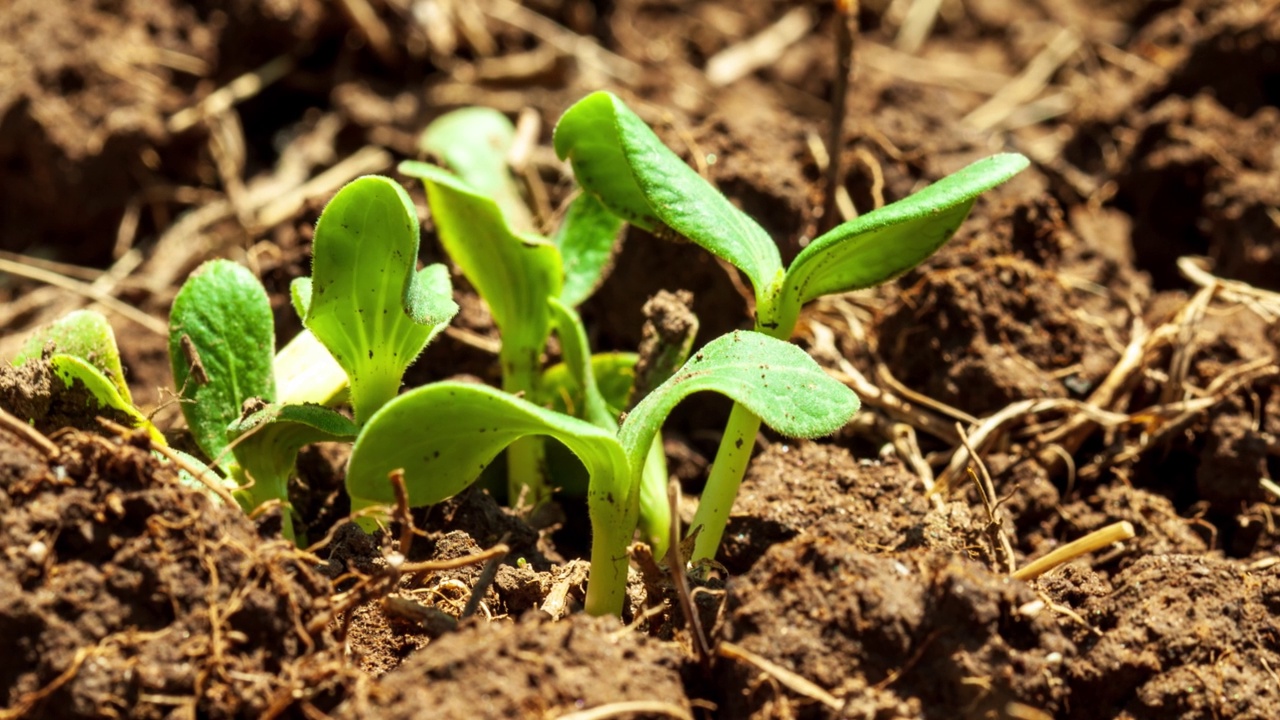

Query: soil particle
<box><xmin>720</xmin><ymin>539</ymin><xmax>1073</xmax><ymax>718</ymax></box>
<box><xmin>721</xmin><ymin>442</ymin><xmax>967</xmax><ymax>574</ymax></box>
<box><xmin>1065</xmin><ymin>554</ymin><xmax>1280</xmax><ymax>719</ymax></box>
<box><xmin>335</xmin><ymin>612</ymin><xmax>691</xmax><ymax>719</ymax></box>
<box><xmin>0</xmin><ymin>426</ymin><xmax>345</xmax><ymax>718</ymax></box>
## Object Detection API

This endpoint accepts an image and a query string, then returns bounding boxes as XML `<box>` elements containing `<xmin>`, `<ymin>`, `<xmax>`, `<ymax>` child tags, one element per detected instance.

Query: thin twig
<box><xmin>0</xmin><ymin>406</ymin><xmax>60</xmax><ymax>459</ymax></box>
<box><xmin>705</xmin><ymin>6</ymin><xmax>816</xmax><ymax>87</ymax></box>
<box><xmin>388</xmin><ymin>469</ymin><xmax>415</xmax><ymax>557</ymax></box>
<box><xmin>667</xmin><ymin>480</ymin><xmax>712</xmax><ymax>673</ymax></box>
<box><xmin>718</xmin><ymin>641</ymin><xmax>843</xmax><ymax>712</ymax></box>
<box><xmin>401</xmin><ymin>543</ymin><xmax>510</xmax><ymax>575</ymax></box>
<box><xmin>963</xmin><ymin>28</ymin><xmax>1081</xmax><ymax>131</ymax></box>
<box><xmin>1013</xmin><ymin>521</ymin><xmax>1135</xmax><ymax>581</ymax></box>
<box><xmin>148</xmin><ymin>440</ymin><xmax>240</xmax><ymax>509</ymax></box>
<box><xmin>895</xmin><ymin>0</ymin><xmax>942</xmax><ymax>54</ymax></box>
<box><xmin>553</xmin><ymin>701</ymin><xmax>694</xmax><ymax>720</ymax></box>
<box><xmin>956</xmin><ymin>424</ymin><xmax>1016</xmax><ymax>575</ymax></box>
<box><xmin>461</xmin><ymin>532</ymin><xmax>510</xmax><ymax>619</ymax></box>
<box><xmin>822</xmin><ymin>1</ymin><xmax>856</xmax><ymax>232</ymax></box>
<box><xmin>169</xmin><ymin>56</ymin><xmax>295</xmax><ymax>133</ymax></box>
<box><xmin>481</xmin><ymin>0</ymin><xmax>641</xmax><ymax>83</ymax></box>
<box><xmin>0</xmin><ymin>257</ymin><xmax>166</xmax><ymax>335</ymax></box>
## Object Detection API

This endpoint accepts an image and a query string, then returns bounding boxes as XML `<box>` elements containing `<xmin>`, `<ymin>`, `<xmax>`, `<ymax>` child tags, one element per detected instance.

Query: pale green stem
<box><xmin>232</xmin><ymin>465</ymin><xmax>297</xmax><ymax>544</ymax></box>
<box><xmin>688</xmin><ymin>402</ymin><xmax>763</xmax><ymax>561</ymax></box>
<box><xmin>503</xmin><ymin>352</ymin><xmax>549</xmax><ymax>507</ymax></box>
<box><xmin>273</xmin><ymin>329</ymin><xmax>349</xmax><ymax>407</ymax></box>
<box><xmin>636</xmin><ymin>433</ymin><xmax>671</xmax><ymax>557</ymax></box>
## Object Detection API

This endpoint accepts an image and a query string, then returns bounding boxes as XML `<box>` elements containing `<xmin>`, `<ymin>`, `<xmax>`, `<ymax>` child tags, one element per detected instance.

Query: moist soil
<box><xmin>2</xmin><ymin>0</ymin><xmax>1280</xmax><ymax>718</ymax></box>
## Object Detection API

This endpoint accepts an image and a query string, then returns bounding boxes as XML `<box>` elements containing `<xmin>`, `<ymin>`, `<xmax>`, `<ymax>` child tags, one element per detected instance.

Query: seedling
<box><xmin>400</xmin><ymin>107</ymin><xmax>633</xmax><ymax>510</ymax></box>
<box><xmin>168</xmin><ymin>177</ymin><xmax>456</xmax><ymax>541</ymax></box>
<box><xmin>11</xmin><ymin>309</ymin><xmax>162</xmax><ymax>443</ymax></box>
<box><xmin>345</xmin><ymin>330</ymin><xmax>859</xmax><ymax>616</ymax></box>
<box><xmin>554</xmin><ymin>91</ymin><xmax>1030</xmax><ymax>561</ymax></box>
<box><xmin>291</xmin><ymin>175</ymin><xmax>458</xmax><ymax>425</ymax></box>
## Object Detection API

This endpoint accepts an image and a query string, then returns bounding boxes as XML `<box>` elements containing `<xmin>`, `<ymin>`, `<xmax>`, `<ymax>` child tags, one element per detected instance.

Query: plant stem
<box><xmin>274</xmin><ymin>329</ymin><xmax>348</xmax><ymax>407</ymax></box>
<box><xmin>503</xmin><ymin>353</ymin><xmax>549</xmax><ymax>507</ymax></box>
<box><xmin>688</xmin><ymin>402</ymin><xmax>763</xmax><ymax>562</ymax></box>
<box><xmin>506</xmin><ymin>435</ymin><xmax>549</xmax><ymax>507</ymax></box>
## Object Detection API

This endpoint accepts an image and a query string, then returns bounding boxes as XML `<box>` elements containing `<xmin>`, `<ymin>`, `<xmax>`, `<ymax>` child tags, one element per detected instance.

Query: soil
<box><xmin>2</xmin><ymin>0</ymin><xmax>1279</xmax><ymax>718</ymax></box>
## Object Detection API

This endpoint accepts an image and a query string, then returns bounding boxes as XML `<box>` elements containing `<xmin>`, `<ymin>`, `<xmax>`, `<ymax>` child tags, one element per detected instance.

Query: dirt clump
<box><xmin>720</xmin><ymin>538</ymin><xmax>1073</xmax><ymax>718</ymax></box>
<box><xmin>1064</xmin><ymin>554</ymin><xmax>1280</xmax><ymax>719</ymax></box>
<box><xmin>0</xmin><ymin>426</ymin><xmax>349</xmax><ymax>718</ymax></box>
<box><xmin>335</xmin><ymin>611</ymin><xmax>691</xmax><ymax>719</ymax></box>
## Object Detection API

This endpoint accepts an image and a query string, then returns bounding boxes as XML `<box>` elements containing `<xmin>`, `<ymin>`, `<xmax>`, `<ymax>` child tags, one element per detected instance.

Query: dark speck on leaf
<box><xmin>606</xmin><ymin>492</ymin><xmax>614</xmax><ymax>504</ymax></box>
<box><xmin>368</xmin><ymin>350</ymin><xmax>373</xmax><ymax>359</ymax></box>
<box><xmin>434</xmin><ymin>450</ymin><xmax>440</xmax><ymax>459</ymax></box>
<box><xmin>735</xmin><ymin>437</ymin><xmax>743</xmax><ymax>449</ymax></box>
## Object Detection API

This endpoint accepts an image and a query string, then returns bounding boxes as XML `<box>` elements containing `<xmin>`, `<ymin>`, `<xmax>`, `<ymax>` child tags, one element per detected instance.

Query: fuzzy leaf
<box><xmin>227</xmin><ymin>403</ymin><xmax>359</xmax><ymax>541</ymax></box>
<box><xmin>299</xmin><ymin>176</ymin><xmax>458</xmax><ymax>424</ymax></box>
<box><xmin>401</xmin><ymin>161</ymin><xmax>560</xmax><ymax>391</ymax></box>
<box><xmin>541</xmin><ymin>352</ymin><xmax>638</xmax><ymax>418</ymax></box>
<box><xmin>15</xmin><ymin>309</ymin><xmax>132</xmax><ymax>403</ymax></box>
<box><xmin>772</xmin><ymin>153</ymin><xmax>1029</xmax><ymax>333</ymax></box>
<box><xmin>553</xmin><ymin>91</ymin><xmax>782</xmax><ymax>298</ymax></box>
<box><xmin>619</xmin><ymin>331</ymin><xmax>859</xmax><ymax>472</ymax></box>
<box><xmin>553</xmin><ymin>191</ymin><xmax>623</xmax><ymax>307</ymax></box>
<box><xmin>48</xmin><ymin>355</ymin><xmax>163</xmax><ymax>444</ymax></box>
<box><xmin>346</xmin><ymin>381</ymin><xmax>635</xmax><ymax>615</ymax></box>
<box><xmin>169</xmin><ymin>259</ymin><xmax>276</xmax><ymax>465</ymax></box>
<box><xmin>419</xmin><ymin>107</ymin><xmax>534</xmax><ymax>232</ymax></box>
<box><xmin>346</xmin><ymin>382</ymin><xmax>627</xmax><ymax>509</ymax></box>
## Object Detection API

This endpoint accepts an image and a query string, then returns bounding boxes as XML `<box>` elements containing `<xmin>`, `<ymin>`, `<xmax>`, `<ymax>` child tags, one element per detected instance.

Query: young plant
<box><xmin>400</xmin><ymin>107</ymin><xmax>627</xmax><ymax>510</ymax></box>
<box><xmin>344</xmin><ymin>330</ymin><xmax>859</xmax><ymax>616</ymax></box>
<box><xmin>168</xmin><ymin>176</ymin><xmax>456</xmax><ymax>541</ymax></box>
<box><xmin>554</xmin><ymin>91</ymin><xmax>1030</xmax><ymax>561</ymax></box>
<box><xmin>291</xmin><ymin>175</ymin><xmax>459</xmax><ymax>425</ymax></box>
<box><xmin>11</xmin><ymin>309</ymin><xmax>162</xmax><ymax>443</ymax></box>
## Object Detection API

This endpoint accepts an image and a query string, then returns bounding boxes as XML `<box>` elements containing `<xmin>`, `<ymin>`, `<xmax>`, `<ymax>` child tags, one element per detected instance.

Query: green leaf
<box><xmin>169</xmin><ymin>259</ymin><xmax>276</xmax><ymax>465</ymax></box>
<box><xmin>541</xmin><ymin>352</ymin><xmax>638</xmax><ymax>418</ymax></box>
<box><xmin>299</xmin><ymin>175</ymin><xmax>458</xmax><ymax>424</ymax></box>
<box><xmin>227</xmin><ymin>403</ymin><xmax>359</xmax><ymax>542</ymax></box>
<box><xmin>346</xmin><ymin>381</ymin><xmax>626</xmax><ymax>510</ymax></box>
<box><xmin>771</xmin><ymin>153</ymin><xmax>1029</xmax><ymax>334</ymax></box>
<box><xmin>15</xmin><ymin>310</ymin><xmax>132</xmax><ymax>404</ymax></box>
<box><xmin>619</xmin><ymin>331</ymin><xmax>859</xmax><ymax>473</ymax></box>
<box><xmin>273</xmin><ymin>329</ymin><xmax>349</xmax><ymax>407</ymax></box>
<box><xmin>553</xmin><ymin>91</ymin><xmax>782</xmax><ymax>298</ymax></box>
<box><xmin>48</xmin><ymin>355</ymin><xmax>164</xmax><ymax>444</ymax></box>
<box><xmin>548</xmin><ymin>298</ymin><xmax>615</xmax><ymax>430</ymax></box>
<box><xmin>346</xmin><ymin>381</ymin><xmax>634</xmax><ymax>617</ymax></box>
<box><xmin>553</xmin><ymin>191</ymin><xmax>623</xmax><ymax>307</ymax></box>
<box><xmin>401</xmin><ymin>161</ymin><xmax>561</xmax><ymax>392</ymax></box>
<box><xmin>419</xmin><ymin>107</ymin><xmax>534</xmax><ymax>233</ymax></box>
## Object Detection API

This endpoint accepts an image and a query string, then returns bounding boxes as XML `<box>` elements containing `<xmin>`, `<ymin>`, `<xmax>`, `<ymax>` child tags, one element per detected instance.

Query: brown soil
<box><xmin>3</xmin><ymin>0</ymin><xmax>1280</xmax><ymax>718</ymax></box>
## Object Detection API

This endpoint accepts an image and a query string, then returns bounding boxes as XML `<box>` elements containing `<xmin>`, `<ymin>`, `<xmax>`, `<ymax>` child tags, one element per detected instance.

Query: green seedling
<box><xmin>345</xmin><ymin>330</ymin><xmax>859</xmax><ymax>616</ymax></box>
<box><xmin>11</xmin><ymin>309</ymin><xmax>162</xmax><ymax>442</ymax></box>
<box><xmin>401</xmin><ymin>107</ymin><xmax>627</xmax><ymax>510</ymax></box>
<box><xmin>292</xmin><ymin>175</ymin><xmax>458</xmax><ymax>425</ymax></box>
<box><xmin>554</xmin><ymin>91</ymin><xmax>1030</xmax><ymax>561</ymax></box>
<box><xmin>170</xmin><ymin>177</ymin><xmax>457</xmax><ymax>542</ymax></box>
